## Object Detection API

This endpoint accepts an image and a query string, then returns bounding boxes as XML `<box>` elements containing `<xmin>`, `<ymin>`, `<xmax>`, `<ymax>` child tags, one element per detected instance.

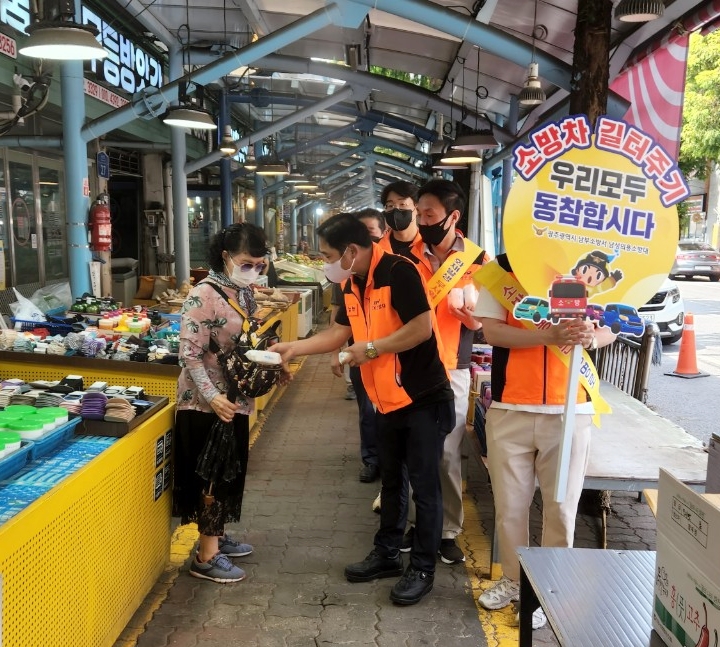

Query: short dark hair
<box><xmin>417</xmin><ymin>178</ymin><xmax>466</xmax><ymax>216</ymax></box>
<box><xmin>207</xmin><ymin>222</ymin><xmax>268</xmax><ymax>272</ymax></box>
<box><xmin>380</xmin><ymin>181</ymin><xmax>419</xmax><ymax>207</ymax></box>
<box><xmin>317</xmin><ymin>213</ymin><xmax>372</xmax><ymax>252</ymax></box>
<box><xmin>355</xmin><ymin>208</ymin><xmax>386</xmax><ymax>232</ymax></box>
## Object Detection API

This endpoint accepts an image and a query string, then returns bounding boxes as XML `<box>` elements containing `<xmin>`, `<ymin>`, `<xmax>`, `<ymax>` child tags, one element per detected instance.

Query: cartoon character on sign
<box><xmin>571</xmin><ymin>250</ymin><xmax>623</xmax><ymax>298</ymax></box>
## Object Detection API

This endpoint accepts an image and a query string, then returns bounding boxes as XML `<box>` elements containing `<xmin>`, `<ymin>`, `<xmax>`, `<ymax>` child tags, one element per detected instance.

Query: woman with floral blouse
<box><xmin>174</xmin><ymin>222</ymin><xmax>268</xmax><ymax>583</ymax></box>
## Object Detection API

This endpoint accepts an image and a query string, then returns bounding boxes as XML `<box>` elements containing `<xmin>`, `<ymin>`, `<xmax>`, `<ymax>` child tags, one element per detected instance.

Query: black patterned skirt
<box><xmin>173</xmin><ymin>409</ymin><xmax>249</xmax><ymax>534</ymax></box>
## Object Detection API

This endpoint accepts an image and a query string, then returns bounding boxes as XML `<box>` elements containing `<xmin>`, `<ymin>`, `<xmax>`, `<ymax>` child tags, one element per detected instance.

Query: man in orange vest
<box><xmin>273</xmin><ymin>213</ymin><xmax>454</xmax><ymax>606</ymax></box>
<box><xmin>401</xmin><ymin>179</ymin><xmax>487</xmax><ymax>566</ymax></box>
<box><xmin>473</xmin><ymin>253</ymin><xmax>615</xmax><ymax>628</ymax></box>
<box><xmin>378</xmin><ymin>181</ymin><xmax>424</xmax><ymax>262</ymax></box>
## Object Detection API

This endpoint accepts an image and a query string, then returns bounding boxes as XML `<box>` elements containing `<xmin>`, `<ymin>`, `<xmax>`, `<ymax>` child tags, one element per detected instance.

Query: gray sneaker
<box><xmin>219</xmin><ymin>534</ymin><xmax>253</xmax><ymax>557</ymax></box>
<box><xmin>190</xmin><ymin>552</ymin><xmax>246</xmax><ymax>583</ymax></box>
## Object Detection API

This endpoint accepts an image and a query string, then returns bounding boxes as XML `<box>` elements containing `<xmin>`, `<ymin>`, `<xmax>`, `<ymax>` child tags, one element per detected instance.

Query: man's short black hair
<box><xmin>355</xmin><ymin>208</ymin><xmax>386</xmax><ymax>232</ymax></box>
<box><xmin>317</xmin><ymin>212</ymin><xmax>372</xmax><ymax>252</ymax></box>
<box><xmin>380</xmin><ymin>181</ymin><xmax>419</xmax><ymax>207</ymax></box>
<box><xmin>417</xmin><ymin>178</ymin><xmax>466</xmax><ymax>216</ymax></box>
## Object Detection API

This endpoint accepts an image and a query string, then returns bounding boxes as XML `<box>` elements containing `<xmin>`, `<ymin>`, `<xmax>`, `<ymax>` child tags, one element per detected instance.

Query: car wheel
<box><xmin>710</xmin><ymin>274</ymin><xmax>720</xmax><ymax>282</ymax></box>
<box><xmin>611</xmin><ymin>322</ymin><xmax>621</xmax><ymax>334</ymax></box>
<box><xmin>532</xmin><ymin>312</ymin><xmax>541</xmax><ymax>323</ymax></box>
<box><xmin>599</xmin><ymin>317</ymin><xmax>605</xmax><ymax>328</ymax></box>
<box><xmin>663</xmin><ymin>332</ymin><xmax>683</xmax><ymax>345</ymax></box>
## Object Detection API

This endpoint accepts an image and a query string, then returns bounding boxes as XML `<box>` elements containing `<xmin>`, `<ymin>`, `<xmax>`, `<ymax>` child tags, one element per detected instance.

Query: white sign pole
<box><xmin>554</xmin><ymin>343</ymin><xmax>583</xmax><ymax>502</ymax></box>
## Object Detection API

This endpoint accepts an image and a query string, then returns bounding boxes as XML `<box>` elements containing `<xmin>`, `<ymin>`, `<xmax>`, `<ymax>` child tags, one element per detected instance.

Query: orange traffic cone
<box><xmin>665</xmin><ymin>313</ymin><xmax>708</xmax><ymax>379</ymax></box>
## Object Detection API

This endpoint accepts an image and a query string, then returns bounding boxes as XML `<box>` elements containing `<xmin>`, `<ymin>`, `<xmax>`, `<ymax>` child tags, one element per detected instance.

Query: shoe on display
<box><xmin>344</xmin><ymin>549</ymin><xmax>404</xmax><ymax>583</ymax></box>
<box><xmin>400</xmin><ymin>526</ymin><xmax>414</xmax><ymax>553</ymax></box>
<box><xmin>372</xmin><ymin>491</ymin><xmax>381</xmax><ymax>513</ymax></box>
<box><xmin>359</xmin><ymin>463</ymin><xmax>379</xmax><ymax>483</ymax></box>
<box><xmin>345</xmin><ymin>385</ymin><xmax>357</xmax><ymax>400</ymax></box>
<box><xmin>219</xmin><ymin>534</ymin><xmax>253</xmax><ymax>557</ymax></box>
<box><xmin>190</xmin><ymin>552</ymin><xmax>246</xmax><ymax>583</ymax></box>
<box><xmin>389</xmin><ymin>565</ymin><xmax>434</xmax><ymax>605</ymax></box>
<box><xmin>438</xmin><ymin>537</ymin><xmax>465</xmax><ymax>564</ymax></box>
<box><xmin>514</xmin><ymin>608</ymin><xmax>548</xmax><ymax>630</ymax></box>
<box><xmin>478</xmin><ymin>575</ymin><xmax>520</xmax><ymax>609</ymax></box>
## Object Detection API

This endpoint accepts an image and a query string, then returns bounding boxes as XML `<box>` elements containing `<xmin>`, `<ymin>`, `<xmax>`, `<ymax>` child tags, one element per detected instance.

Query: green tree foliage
<box><xmin>679</xmin><ymin>31</ymin><xmax>720</xmax><ymax>179</ymax></box>
<box><xmin>370</xmin><ymin>66</ymin><xmax>441</xmax><ymax>92</ymax></box>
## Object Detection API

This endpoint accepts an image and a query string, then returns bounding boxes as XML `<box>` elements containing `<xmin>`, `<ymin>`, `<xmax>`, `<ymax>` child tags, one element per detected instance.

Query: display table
<box><xmin>518</xmin><ymin>547</ymin><xmax>664</xmax><ymax>647</ymax></box>
<box><xmin>0</xmin><ymin>401</ymin><xmax>175</xmax><ymax>647</ymax></box>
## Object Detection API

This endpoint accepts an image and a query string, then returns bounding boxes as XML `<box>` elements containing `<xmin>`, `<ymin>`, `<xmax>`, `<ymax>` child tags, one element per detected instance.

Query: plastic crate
<box><xmin>10</xmin><ymin>318</ymin><xmax>74</xmax><ymax>335</ymax></box>
<box><xmin>0</xmin><ymin>440</ymin><xmax>34</xmax><ymax>482</ymax></box>
<box><xmin>28</xmin><ymin>417</ymin><xmax>82</xmax><ymax>461</ymax></box>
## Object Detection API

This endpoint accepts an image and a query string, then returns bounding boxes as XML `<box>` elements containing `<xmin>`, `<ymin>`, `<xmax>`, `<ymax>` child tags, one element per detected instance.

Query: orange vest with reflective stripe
<box><xmin>343</xmin><ymin>245</ymin><xmax>448</xmax><ymax>414</ymax></box>
<box><xmin>416</xmin><ymin>238</ymin><xmax>487</xmax><ymax>370</ymax></box>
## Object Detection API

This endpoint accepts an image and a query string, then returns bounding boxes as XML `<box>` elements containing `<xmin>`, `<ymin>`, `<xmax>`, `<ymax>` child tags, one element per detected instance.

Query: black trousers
<box><xmin>373</xmin><ymin>398</ymin><xmax>455</xmax><ymax>573</ymax></box>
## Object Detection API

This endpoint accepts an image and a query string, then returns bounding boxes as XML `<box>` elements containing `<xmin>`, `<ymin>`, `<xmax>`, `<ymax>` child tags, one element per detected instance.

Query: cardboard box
<box><xmin>653</xmin><ymin>469</ymin><xmax>720</xmax><ymax>647</ymax></box>
<box><xmin>707</xmin><ymin>433</ymin><xmax>720</xmax><ymax>494</ymax></box>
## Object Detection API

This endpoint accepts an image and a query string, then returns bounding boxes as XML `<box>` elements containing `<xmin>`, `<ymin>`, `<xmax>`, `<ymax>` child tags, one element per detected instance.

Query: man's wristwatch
<box><xmin>365</xmin><ymin>341</ymin><xmax>379</xmax><ymax>359</ymax></box>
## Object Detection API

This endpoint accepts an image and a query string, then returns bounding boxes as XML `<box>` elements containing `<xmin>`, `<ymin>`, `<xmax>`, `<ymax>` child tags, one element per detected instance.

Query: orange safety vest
<box><xmin>489</xmin><ymin>254</ymin><xmax>589</xmax><ymax>406</ymax></box>
<box><xmin>342</xmin><ymin>244</ymin><xmax>449</xmax><ymax>414</ymax></box>
<box><xmin>416</xmin><ymin>235</ymin><xmax>487</xmax><ymax>370</ymax></box>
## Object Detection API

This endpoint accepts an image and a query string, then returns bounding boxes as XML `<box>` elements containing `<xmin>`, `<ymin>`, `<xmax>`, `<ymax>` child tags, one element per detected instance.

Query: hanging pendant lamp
<box><xmin>20</xmin><ymin>0</ymin><xmax>107</xmax><ymax>60</ymax></box>
<box><xmin>219</xmin><ymin>125</ymin><xmax>237</xmax><ymax>154</ymax></box>
<box><xmin>518</xmin><ymin>0</ymin><xmax>547</xmax><ymax>108</ymax></box>
<box><xmin>614</xmin><ymin>0</ymin><xmax>664</xmax><ymax>22</ymax></box>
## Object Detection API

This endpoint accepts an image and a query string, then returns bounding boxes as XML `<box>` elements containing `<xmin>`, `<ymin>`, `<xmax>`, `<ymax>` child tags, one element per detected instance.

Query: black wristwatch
<box><xmin>365</xmin><ymin>341</ymin><xmax>379</xmax><ymax>359</ymax></box>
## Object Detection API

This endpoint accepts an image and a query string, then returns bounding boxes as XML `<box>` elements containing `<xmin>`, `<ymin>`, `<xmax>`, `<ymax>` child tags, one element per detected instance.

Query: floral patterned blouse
<box><xmin>176</xmin><ymin>279</ymin><xmax>254</xmax><ymax>415</ymax></box>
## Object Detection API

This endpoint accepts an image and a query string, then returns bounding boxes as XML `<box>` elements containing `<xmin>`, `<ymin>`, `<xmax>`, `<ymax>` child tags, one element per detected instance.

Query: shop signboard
<box><xmin>0</xmin><ymin>0</ymin><xmax>164</xmax><ymax>93</ymax></box>
<box><xmin>0</xmin><ymin>29</ymin><xmax>16</xmax><ymax>58</ymax></box>
<box><xmin>96</xmin><ymin>151</ymin><xmax>110</xmax><ymax>180</ymax></box>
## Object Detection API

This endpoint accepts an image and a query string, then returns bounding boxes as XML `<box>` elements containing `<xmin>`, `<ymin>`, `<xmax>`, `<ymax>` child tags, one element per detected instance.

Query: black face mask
<box><xmin>385</xmin><ymin>208</ymin><xmax>414</xmax><ymax>232</ymax></box>
<box><xmin>370</xmin><ymin>236</ymin><xmax>382</xmax><ymax>243</ymax></box>
<box><xmin>418</xmin><ymin>213</ymin><xmax>452</xmax><ymax>247</ymax></box>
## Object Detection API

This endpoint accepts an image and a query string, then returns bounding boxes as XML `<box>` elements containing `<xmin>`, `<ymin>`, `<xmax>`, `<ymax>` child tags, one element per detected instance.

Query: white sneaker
<box><xmin>372</xmin><ymin>491</ymin><xmax>381</xmax><ymax>513</ymax></box>
<box><xmin>514</xmin><ymin>608</ymin><xmax>547</xmax><ymax>630</ymax></box>
<box><xmin>478</xmin><ymin>576</ymin><xmax>520</xmax><ymax>609</ymax></box>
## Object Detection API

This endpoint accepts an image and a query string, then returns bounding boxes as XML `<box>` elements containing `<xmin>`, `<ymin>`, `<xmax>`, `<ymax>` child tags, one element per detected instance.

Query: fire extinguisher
<box><xmin>90</xmin><ymin>194</ymin><xmax>112</xmax><ymax>252</ymax></box>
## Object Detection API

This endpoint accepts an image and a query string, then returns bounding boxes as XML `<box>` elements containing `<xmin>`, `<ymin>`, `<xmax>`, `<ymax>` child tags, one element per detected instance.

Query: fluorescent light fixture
<box><xmin>285</xmin><ymin>172</ymin><xmax>308</xmax><ymax>184</ymax></box>
<box><xmin>294</xmin><ymin>182</ymin><xmax>319</xmax><ymax>190</ymax></box>
<box><xmin>614</xmin><ymin>0</ymin><xmax>664</xmax><ymax>21</ymax></box>
<box><xmin>439</xmin><ymin>149</ymin><xmax>481</xmax><ymax>164</ymax></box>
<box><xmin>452</xmin><ymin>129</ymin><xmax>499</xmax><ymax>151</ymax></box>
<box><xmin>518</xmin><ymin>62</ymin><xmax>546</xmax><ymax>107</ymax></box>
<box><xmin>255</xmin><ymin>161</ymin><xmax>289</xmax><ymax>176</ymax></box>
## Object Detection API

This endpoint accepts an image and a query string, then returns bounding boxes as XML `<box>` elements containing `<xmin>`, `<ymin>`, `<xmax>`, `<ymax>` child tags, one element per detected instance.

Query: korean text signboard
<box><xmin>504</xmin><ymin>114</ymin><xmax>689</xmax><ymax>337</ymax></box>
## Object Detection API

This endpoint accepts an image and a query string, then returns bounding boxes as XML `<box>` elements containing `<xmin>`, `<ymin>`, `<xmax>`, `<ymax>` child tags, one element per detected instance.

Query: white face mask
<box><xmin>226</xmin><ymin>258</ymin><xmax>262</xmax><ymax>286</ymax></box>
<box><xmin>323</xmin><ymin>248</ymin><xmax>354</xmax><ymax>283</ymax></box>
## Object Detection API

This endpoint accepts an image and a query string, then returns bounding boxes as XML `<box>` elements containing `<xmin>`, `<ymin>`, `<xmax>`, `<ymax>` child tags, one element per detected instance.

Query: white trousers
<box><xmin>485</xmin><ymin>408</ymin><xmax>591</xmax><ymax>581</ymax></box>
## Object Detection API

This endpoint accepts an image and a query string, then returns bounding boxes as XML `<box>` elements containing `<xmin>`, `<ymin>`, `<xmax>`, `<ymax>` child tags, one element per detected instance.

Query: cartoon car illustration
<box><xmin>585</xmin><ymin>304</ymin><xmax>605</xmax><ymax>320</ymax></box>
<box><xmin>599</xmin><ymin>303</ymin><xmax>645</xmax><ymax>336</ymax></box>
<box><xmin>548</xmin><ymin>276</ymin><xmax>587</xmax><ymax>323</ymax></box>
<box><xmin>514</xmin><ymin>296</ymin><xmax>550</xmax><ymax>323</ymax></box>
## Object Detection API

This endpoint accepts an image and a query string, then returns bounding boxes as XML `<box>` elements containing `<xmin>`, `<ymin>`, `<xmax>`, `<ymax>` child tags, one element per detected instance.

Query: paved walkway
<box><xmin>115</xmin><ymin>354</ymin><xmax>658</xmax><ymax>647</ymax></box>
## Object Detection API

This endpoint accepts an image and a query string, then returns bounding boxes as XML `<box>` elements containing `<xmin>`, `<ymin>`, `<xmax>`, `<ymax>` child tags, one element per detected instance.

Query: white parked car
<box><xmin>637</xmin><ymin>278</ymin><xmax>685</xmax><ymax>344</ymax></box>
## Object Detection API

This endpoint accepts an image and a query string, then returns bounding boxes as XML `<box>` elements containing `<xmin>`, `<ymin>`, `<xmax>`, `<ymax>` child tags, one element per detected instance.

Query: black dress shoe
<box><xmin>359</xmin><ymin>463</ymin><xmax>379</xmax><ymax>483</ymax></box>
<box><xmin>389</xmin><ymin>565</ymin><xmax>434</xmax><ymax>605</ymax></box>
<box><xmin>345</xmin><ymin>550</ymin><xmax>404</xmax><ymax>583</ymax></box>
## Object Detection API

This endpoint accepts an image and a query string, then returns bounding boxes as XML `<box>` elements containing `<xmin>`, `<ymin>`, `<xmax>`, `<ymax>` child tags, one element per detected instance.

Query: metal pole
<box><xmin>219</xmin><ymin>92</ymin><xmax>233</xmax><ymax>227</ymax></box>
<box><xmin>290</xmin><ymin>204</ymin><xmax>298</xmax><ymax>253</ymax></box>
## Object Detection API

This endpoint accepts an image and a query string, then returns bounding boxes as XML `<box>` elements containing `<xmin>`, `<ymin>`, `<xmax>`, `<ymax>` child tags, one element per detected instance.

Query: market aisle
<box><xmin>125</xmin><ymin>354</ymin><xmax>486</xmax><ymax>647</ymax></box>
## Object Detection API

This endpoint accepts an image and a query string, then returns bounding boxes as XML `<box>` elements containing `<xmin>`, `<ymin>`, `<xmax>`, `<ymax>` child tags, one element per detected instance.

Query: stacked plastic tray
<box><xmin>0</xmin><ymin>418</ymin><xmax>117</xmax><ymax>523</ymax></box>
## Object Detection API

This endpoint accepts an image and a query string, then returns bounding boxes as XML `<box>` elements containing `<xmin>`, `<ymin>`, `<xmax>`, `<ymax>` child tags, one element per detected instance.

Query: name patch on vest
<box><xmin>370</xmin><ymin>299</ymin><xmax>387</xmax><ymax>311</ymax></box>
<box><xmin>346</xmin><ymin>303</ymin><xmax>359</xmax><ymax>317</ymax></box>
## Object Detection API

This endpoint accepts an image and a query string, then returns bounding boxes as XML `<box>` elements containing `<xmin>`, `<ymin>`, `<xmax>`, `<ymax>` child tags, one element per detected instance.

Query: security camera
<box><xmin>13</xmin><ymin>74</ymin><xmax>32</xmax><ymax>91</ymax></box>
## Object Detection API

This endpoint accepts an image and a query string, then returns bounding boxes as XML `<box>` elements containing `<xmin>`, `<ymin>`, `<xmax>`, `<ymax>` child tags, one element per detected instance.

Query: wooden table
<box><xmin>517</xmin><ymin>547</ymin><xmax>666</xmax><ymax>647</ymax></box>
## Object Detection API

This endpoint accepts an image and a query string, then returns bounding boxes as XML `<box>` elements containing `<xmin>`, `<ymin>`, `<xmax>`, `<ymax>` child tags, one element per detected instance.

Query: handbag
<box><xmin>204</xmin><ymin>282</ymin><xmax>282</xmax><ymax>399</ymax></box>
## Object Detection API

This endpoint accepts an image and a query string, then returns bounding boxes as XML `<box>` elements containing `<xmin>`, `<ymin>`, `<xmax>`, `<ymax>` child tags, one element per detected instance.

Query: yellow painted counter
<box><xmin>0</xmin><ymin>402</ymin><xmax>175</xmax><ymax>647</ymax></box>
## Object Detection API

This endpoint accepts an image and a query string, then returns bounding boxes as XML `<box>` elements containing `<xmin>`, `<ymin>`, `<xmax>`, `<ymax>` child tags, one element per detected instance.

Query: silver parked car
<box><xmin>670</xmin><ymin>240</ymin><xmax>720</xmax><ymax>282</ymax></box>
